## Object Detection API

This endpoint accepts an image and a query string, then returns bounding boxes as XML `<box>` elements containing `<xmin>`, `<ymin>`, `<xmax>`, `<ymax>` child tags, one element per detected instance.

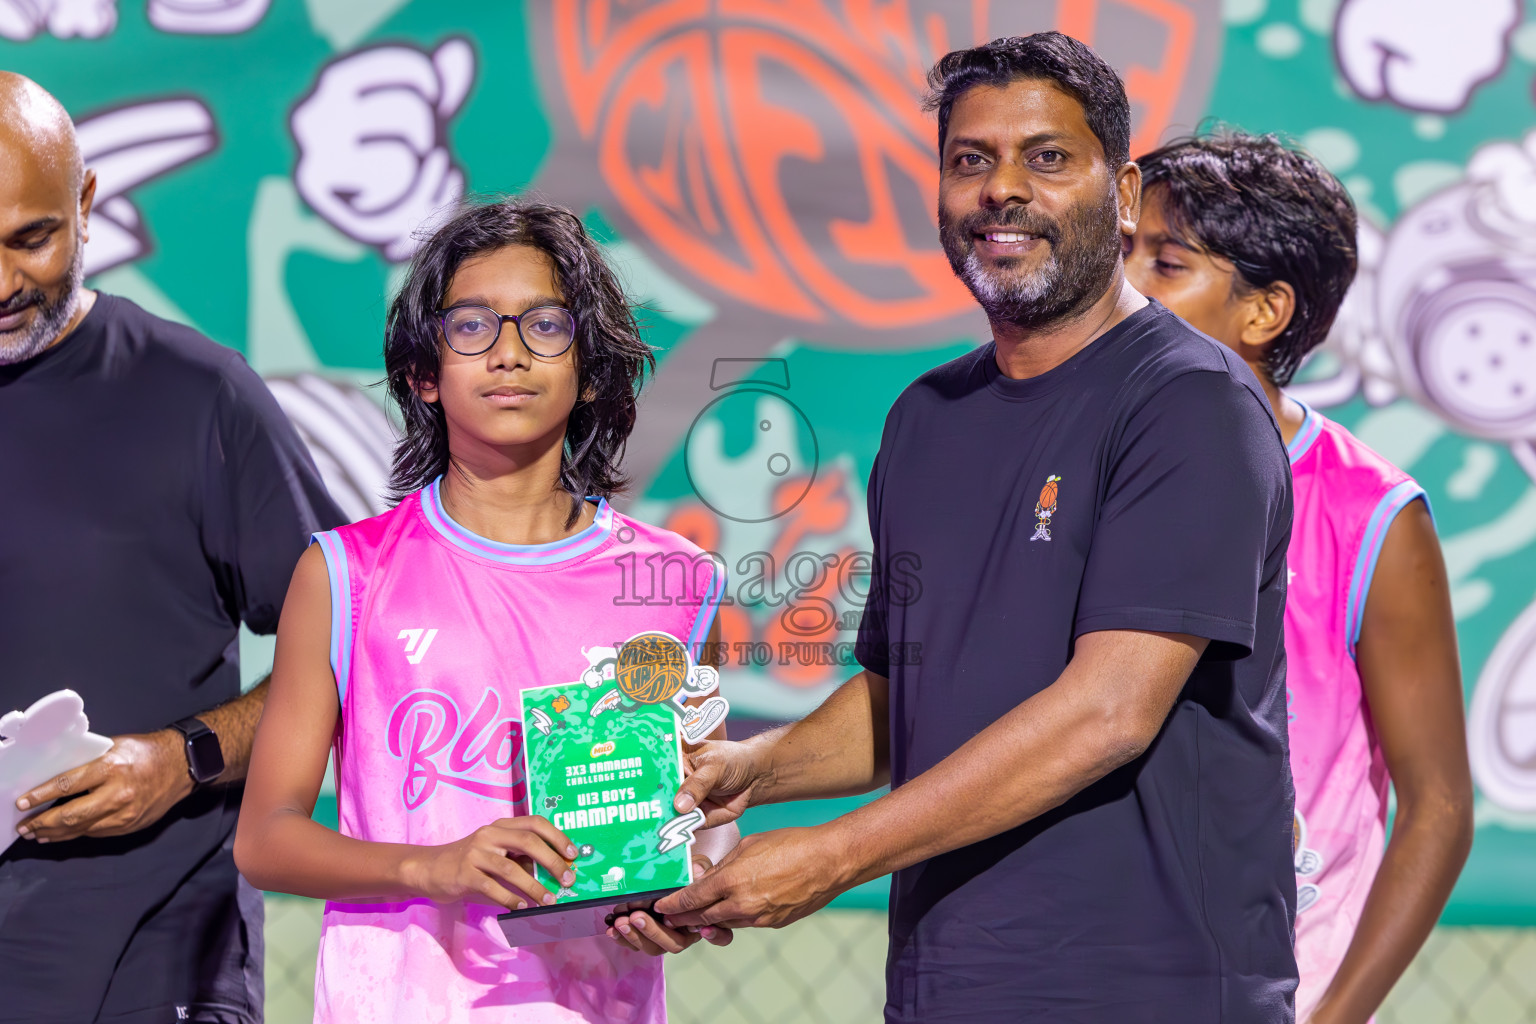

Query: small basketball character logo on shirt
<box><xmin>1031</xmin><ymin>475</ymin><xmax>1061</xmax><ymax>542</ymax></box>
<box><xmin>615</xmin><ymin>632</ymin><xmax>690</xmax><ymax>705</ymax></box>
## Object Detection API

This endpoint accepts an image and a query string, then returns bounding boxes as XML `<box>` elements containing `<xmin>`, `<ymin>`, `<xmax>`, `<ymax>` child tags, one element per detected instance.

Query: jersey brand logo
<box><xmin>1031</xmin><ymin>475</ymin><xmax>1061</xmax><ymax>542</ymax></box>
<box><xmin>397</xmin><ymin>628</ymin><xmax>439</xmax><ymax>664</ymax></box>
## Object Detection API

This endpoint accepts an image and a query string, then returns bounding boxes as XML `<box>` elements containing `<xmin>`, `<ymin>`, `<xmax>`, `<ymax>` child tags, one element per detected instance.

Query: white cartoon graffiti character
<box><xmin>290</xmin><ymin>38</ymin><xmax>476</xmax><ymax>262</ymax></box>
<box><xmin>76</xmin><ymin>98</ymin><xmax>218</xmax><ymax>277</ymax></box>
<box><xmin>147</xmin><ymin>0</ymin><xmax>269</xmax><ymax>34</ymax></box>
<box><xmin>1335</xmin><ymin>0</ymin><xmax>1519</xmax><ymax>113</ymax></box>
<box><xmin>0</xmin><ymin>0</ymin><xmax>114</xmax><ymax>39</ymax></box>
<box><xmin>264</xmin><ymin>374</ymin><xmax>396</xmax><ymax>524</ymax></box>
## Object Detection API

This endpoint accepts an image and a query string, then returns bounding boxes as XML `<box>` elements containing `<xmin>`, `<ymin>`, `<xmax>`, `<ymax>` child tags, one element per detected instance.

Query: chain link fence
<box><xmin>263</xmin><ymin>897</ymin><xmax>321</xmax><ymax>1024</ymax></box>
<box><xmin>261</xmin><ymin>896</ymin><xmax>1536</xmax><ymax>1023</ymax></box>
<box><xmin>1378</xmin><ymin>928</ymin><xmax>1536</xmax><ymax>1024</ymax></box>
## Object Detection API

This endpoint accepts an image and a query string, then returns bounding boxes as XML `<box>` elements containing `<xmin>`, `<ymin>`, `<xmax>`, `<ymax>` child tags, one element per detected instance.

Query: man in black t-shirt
<box><xmin>653</xmin><ymin>34</ymin><xmax>1297</xmax><ymax>1022</ymax></box>
<box><xmin>0</xmin><ymin>74</ymin><xmax>343</xmax><ymax>1023</ymax></box>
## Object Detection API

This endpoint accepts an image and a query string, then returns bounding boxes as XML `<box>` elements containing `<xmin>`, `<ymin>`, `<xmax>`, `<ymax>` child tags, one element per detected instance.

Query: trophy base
<box><xmin>496</xmin><ymin>887</ymin><xmax>682</xmax><ymax>948</ymax></box>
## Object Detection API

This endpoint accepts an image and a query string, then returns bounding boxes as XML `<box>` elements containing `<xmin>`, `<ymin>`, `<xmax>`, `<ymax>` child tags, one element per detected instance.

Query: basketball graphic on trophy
<box><xmin>616</xmin><ymin>632</ymin><xmax>692</xmax><ymax>705</ymax></box>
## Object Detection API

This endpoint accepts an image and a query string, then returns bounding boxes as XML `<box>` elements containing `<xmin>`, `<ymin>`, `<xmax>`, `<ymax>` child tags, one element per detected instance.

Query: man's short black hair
<box><xmin>924</xmin><ymin>32</ymin><xmax>1131</xmax><ymax>169</ymax></box>
<box><xmin>1138</xmin><ymin>131</ymin><xmax>1359</xmax><ymax>387</ymax></box>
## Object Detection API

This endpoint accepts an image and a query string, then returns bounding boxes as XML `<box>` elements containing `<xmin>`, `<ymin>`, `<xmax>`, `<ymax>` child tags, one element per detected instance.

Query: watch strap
<box><xmin>170</xmin><ymin>715</ymin><xmax>223</xmax><ymax>785</ymax></box>
<box><xmin>170</xmin><ymin>716</ymin><xmax>212</xmax><ymax>741</ymax></box>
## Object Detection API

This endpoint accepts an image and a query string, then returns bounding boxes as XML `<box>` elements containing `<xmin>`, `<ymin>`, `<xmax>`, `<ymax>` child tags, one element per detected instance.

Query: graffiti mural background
<box><xmin>4</xmin><ymin>0</ymin><xmax>1536</xmax><ymax>921</ymax></box>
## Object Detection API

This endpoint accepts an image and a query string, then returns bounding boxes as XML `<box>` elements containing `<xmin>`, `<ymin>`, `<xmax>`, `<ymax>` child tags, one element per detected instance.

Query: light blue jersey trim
<box><xmin>311</xmin><ymin>531</ymin><xmax>353</xmax><ymax>705</ymax></box>
<box><xmin>420</xmin><ymin>478</ymin><xmax>613</xmax><ymax>565</ymax></box>
<box><xmin>1344</xmin><ymin>480</ymin><xmax>1427</xmax><ymax>657</ymax></box>
<box><xmin>1287</xmin><ymin>401</ymin><xmax>1323</xmax><ymax>465</ymax></box>
<box><xmin>687</xmin><ymin>559</ymin><xmax>729</xmax><ymax>657</ymax></box>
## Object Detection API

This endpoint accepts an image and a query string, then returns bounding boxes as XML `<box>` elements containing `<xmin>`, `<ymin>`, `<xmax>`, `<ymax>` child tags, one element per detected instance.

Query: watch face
<box><xmin>186</xmin><ymin>730</ymin><xmax>224</xmax><ymax>783</ymax></box>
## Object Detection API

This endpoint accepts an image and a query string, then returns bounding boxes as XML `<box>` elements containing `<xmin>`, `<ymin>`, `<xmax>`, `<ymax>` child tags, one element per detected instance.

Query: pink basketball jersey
<box><xmin>309</xmin><ymin>479</ymin><xmax>724</xmax><ymax>1023</ymax></box>
<box><xmin>1285</xmin><ymin>405</ymin><xmax>1426</xmax><ymax>1021</ymax></box>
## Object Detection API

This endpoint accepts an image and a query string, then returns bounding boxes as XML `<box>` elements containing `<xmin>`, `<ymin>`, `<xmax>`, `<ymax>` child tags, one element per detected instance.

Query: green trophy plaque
<box><xmin>498</xmin><ymin>630</ymin><xmax>728</xmax><ymax>947</ymax></box>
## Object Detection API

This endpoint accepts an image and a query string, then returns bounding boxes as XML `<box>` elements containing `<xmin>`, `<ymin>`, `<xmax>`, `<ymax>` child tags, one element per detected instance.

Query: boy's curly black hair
<box><xmin>1138</xmin><ymin>131</ymin><xmax>1358</xmax><ymax>387</ymax></box>
<box><xmin>383</xmin><ymin>197</ymin><xmax>654</xmax><ymax>524</ymax></box>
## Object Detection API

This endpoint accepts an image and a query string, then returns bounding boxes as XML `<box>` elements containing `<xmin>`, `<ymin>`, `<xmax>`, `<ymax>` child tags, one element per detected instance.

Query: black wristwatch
<box><xmin>170</xmin><ymin>716</ymin><xmax>225</xmax><ymax>786</ymax></box>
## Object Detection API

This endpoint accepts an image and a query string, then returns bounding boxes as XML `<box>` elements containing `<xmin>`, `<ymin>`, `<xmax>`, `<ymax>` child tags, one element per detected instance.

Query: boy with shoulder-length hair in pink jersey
<box><xmin>235</xmin><ymin>197</ymin><xmax>738</xmax><ymax>1023</ymax></box>
<box><xmin>1125</xmin><ymin>131</ymin><xmax>1474</xmax><ymax>1024</ymax></box>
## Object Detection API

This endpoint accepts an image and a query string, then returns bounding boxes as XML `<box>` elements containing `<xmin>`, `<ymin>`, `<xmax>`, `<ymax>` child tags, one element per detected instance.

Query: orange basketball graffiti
<box><xmin>663</xmin><ymin>465</ymin><xmax>861</xmax><ymax>690</ymax></box>
<box><xmin>1054</xmin><ymin>0</ymin><xmax>1199</xmax><ymax>156</ymax></box>
<box><xmin>529</xmin><ymin>1</ymin><xmax>1223</xmax><ymax>491</ymax></box>
<box><xmin>539</xmin><ymin>0</ymin><xmax>1218</xmax><ymax>327</ymax></box>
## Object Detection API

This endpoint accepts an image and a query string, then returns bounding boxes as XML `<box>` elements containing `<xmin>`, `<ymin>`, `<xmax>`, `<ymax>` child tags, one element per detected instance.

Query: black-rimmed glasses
<box><xmin>436</xmin><ymin>304</ymin><xmax>578</xmax><ymax>358</ymax></box>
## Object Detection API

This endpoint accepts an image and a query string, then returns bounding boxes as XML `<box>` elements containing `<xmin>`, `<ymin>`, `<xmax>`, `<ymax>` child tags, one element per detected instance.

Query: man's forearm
<box><xmin>1308</xmin><ymin>794</ymin><xmax>1472</xmax><ymax>1023</ymax></box>
<box><xmin>825</xmin><ymin>685</ymin><xmax>1116</xmax><ymax>888</ymax></box>
<box><xmin>194</xmin><ymin>677</ymin><xmax>270</xmax><ymax>783</ymax></box>
<box><xmin>823</xmin><ymin>631</ymin><xmax>1200</xmax><ymax>889</ymax></box>
<box><xmin>746</xmin><ymin>670</ymin><xmax>891</xmax><ymax>807</ymax></box>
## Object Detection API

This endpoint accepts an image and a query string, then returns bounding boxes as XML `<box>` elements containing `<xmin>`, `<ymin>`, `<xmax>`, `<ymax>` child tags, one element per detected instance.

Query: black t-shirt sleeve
<box><xmin>201</xmin><ymin>355</ymin><xmax>347</xmax><ymax>634</ymax></box>
<box><xmin>1074</xmin><ymin>370</ymin><xmax>1288</xmax><ymax>659</ymax></box>
<box><xmin>855</xmin><ymin>447</ymin><xmax>890</xmax><ymax>677</ymax></box>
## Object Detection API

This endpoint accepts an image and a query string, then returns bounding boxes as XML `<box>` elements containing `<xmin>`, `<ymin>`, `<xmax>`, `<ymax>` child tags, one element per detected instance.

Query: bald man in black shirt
<box><xmin>0</xmin><ymin>73</ymin><xmax>344</xmax><ymax>1023</ymax></box>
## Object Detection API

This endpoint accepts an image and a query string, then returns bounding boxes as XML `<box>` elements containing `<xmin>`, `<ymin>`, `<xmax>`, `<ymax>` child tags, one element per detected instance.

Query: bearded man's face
<box><xmin>0</xmin><ymin>124</ymin><xmax>90</xmax><ymax>365</ymax></box>
<box><xmin>936</xmin><ymin>78</ymin><xmax>1126</xmax><ymax>332</ymax></box>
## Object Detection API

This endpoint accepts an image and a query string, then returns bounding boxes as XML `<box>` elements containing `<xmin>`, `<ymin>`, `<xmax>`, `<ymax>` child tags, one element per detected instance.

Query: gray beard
<box><xmin>0</xmin><ymin>243</ymin><xmax>85</xmax><ymax>366</ymax></box>
<box><xmin>945</xmin><ymin>188</ymin><xmax>1122</xmax><ymax>333</ymax></box>
<box><xmin>960</xmin><ymin>247</ymin><xmax>1059</xmax><ymax>309</ymax></box>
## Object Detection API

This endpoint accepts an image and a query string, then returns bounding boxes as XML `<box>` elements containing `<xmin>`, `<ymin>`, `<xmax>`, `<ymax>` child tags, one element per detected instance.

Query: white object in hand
<box><xmin>0</xmin><ymin>690</ymin><xmax>113</xmax><ymax>854</ymax></box>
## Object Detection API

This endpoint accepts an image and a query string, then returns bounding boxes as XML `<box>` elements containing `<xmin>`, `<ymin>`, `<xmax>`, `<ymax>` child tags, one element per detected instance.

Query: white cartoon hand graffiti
<box><xmin>147</xmin><ymin>0</ymin><xmax>269</xmax><ymax>34</ymax></box>
<box><xmin>77</xmin><ymin>98</ymin><xmax>218</xmax><ymax>277</ymax></box>
<box><xmin>0</xmin><ymin>0</ymin><xmax>269</xmax><ymax>38</ymax></box>
<box><xmin>264</xmin><ymin>374</ymin><xmax>396</xmax><ymax>524</ymax></box>
<box><xmin>0</xmin><ymin>0</ymin><xmax>115</xmax><ymax>40</ymax></box>
<box><xmin>1335</xmin><ymin>0</ymin><xmax>1519</xmax><ymax>113</ymax></box>
<box><xmin>290</xmin><ymin>38</ymin><xmax>476</xmax><ymax>262</ymax></box>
